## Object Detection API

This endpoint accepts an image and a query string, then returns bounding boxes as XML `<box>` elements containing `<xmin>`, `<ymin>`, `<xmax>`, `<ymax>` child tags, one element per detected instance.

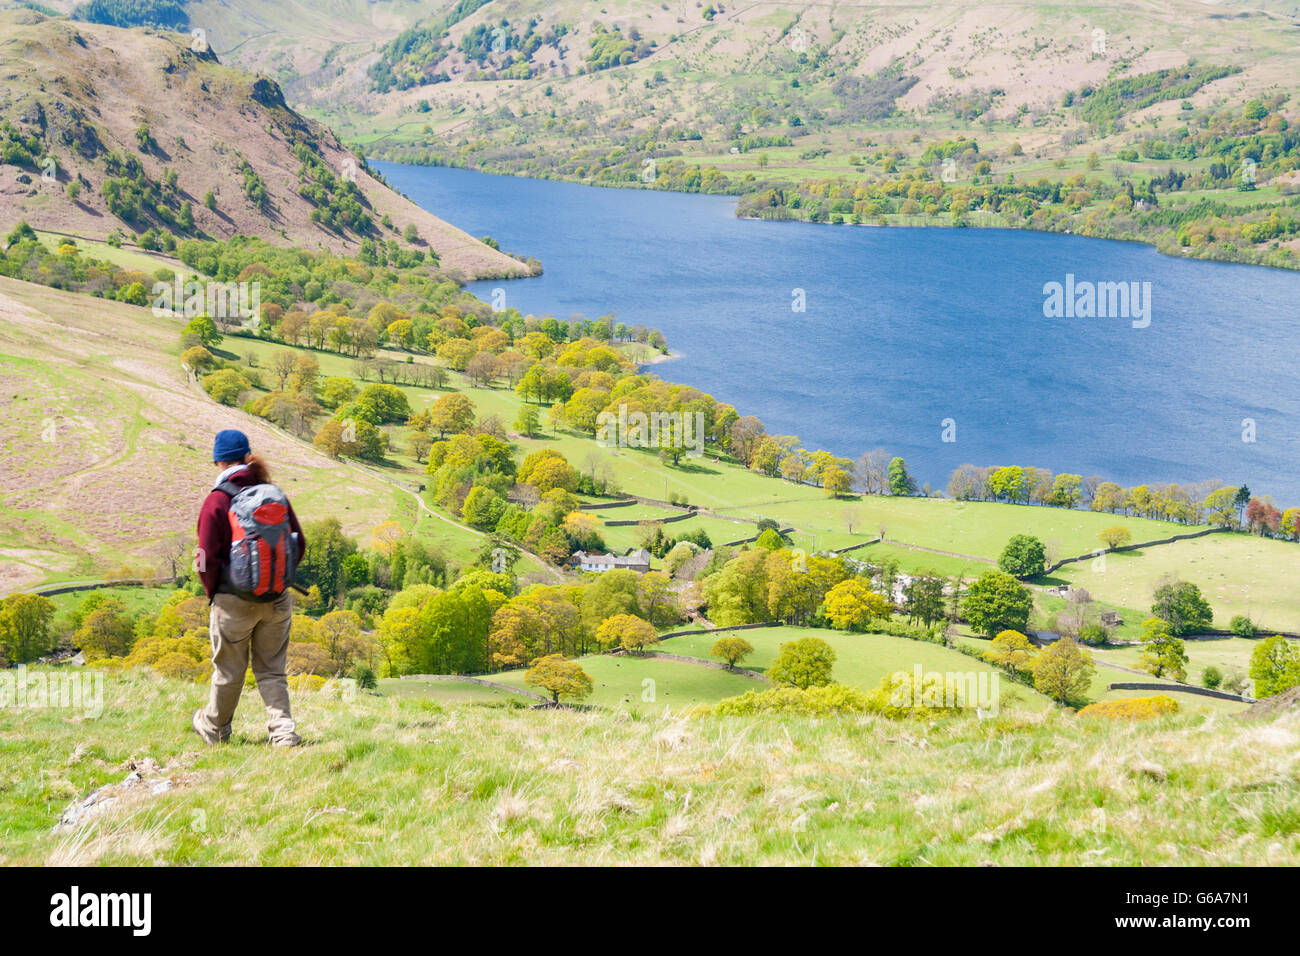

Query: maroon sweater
<box><xmin>196</xmin><ymin>466</ymin><xmax>306</xmax><ymax>601</ymax></box>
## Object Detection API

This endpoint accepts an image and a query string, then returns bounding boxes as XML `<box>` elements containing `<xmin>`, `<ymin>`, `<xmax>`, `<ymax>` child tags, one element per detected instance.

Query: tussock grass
<box><xmin>1</xmin><ymin>668</ymin><xmax>1297</xmax><ymax>865</ymax></box>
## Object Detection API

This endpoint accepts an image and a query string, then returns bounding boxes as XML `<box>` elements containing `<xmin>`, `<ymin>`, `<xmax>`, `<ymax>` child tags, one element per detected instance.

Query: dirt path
<box><xmin>385</xmin><ymin>470</ymin><xmax>564</xmax><ymax>584</ymax></box>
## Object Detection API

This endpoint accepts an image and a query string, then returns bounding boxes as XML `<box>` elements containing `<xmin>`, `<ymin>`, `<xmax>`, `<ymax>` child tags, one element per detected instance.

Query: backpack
<box><xmin>217</xmin><ymin>480</ymin><xmax>300</xmax><ymax>600</ymax></box>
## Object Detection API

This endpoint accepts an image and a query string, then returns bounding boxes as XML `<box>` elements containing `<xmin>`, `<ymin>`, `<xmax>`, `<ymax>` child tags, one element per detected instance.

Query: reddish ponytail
<box><xmin>243</xmin><ymin>453</ymin><xmax>271</xmax><ymax>485</ymax></box>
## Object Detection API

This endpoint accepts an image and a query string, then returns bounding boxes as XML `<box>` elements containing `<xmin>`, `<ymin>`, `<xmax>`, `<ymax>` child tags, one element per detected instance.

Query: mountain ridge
<box><xmin>0</xmin><ymin>9</ymin><xmax>529</xmax><ymax>280</ymax></box>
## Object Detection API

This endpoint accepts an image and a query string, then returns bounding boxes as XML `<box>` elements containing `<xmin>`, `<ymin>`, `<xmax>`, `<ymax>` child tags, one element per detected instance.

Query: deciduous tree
<box><xmin>1151</xmin><ymin>579</ymin><xmax>1213</xmax><ymax>636</ymax></box>
<box><xmin>1137</xmin><ymin>617</ymin><xmax>1188</xmax><ymax>681</ymax></box>
<box><xmin>595</xmin><ymin>613</ymin><xmax>658</xmax><ymax>654</ymax></box>
<box><xmin>525</xmin><ymin>653</ymin><xmax>593</xmax><ymax>704</ymax></box>
<box><xmin>961</xmin><ymin>571</ymin><xmax>1033</xmax><ymax>637</ymax></box>
<box><xmin>985</xmin><ymin>629</ymin><xmax>1036</xmax><ymax>674</ymax></box>
<box><xmin>710</xmin><ymin>636</ymin><xmax>755</xmax><ymax>669</ymax></box>
<box><xmin>768</xmin><ymin>636</ymin><xmax>835</xmax><ymax>689</ymax></box>
<box><xmin>428</xmin><ymin>392</ymin><xmax>475</xmax><ymax>437</ymax></box>
<box><xmin>998</xmin><ymin>534</ymin><xmax>1047</xmax><ymax>577</ymax></box>
<box><xmin>1249</xmin><ymin>636</ymin><xmax>1300</xmax><ymax>698</ymax></box>
<box><xmin>1098</xmin><ymin>526</ymin><xmax>1132</xmax><ymax>550</ymax></box>
<box><xmin>822</xmin><ymin>579</ymin><xmax>890</xmax><ymax>631</ymax></box>
<box><xmin>1032</xmin><ymin>636</ymin><xmax>1095</xmax><ymax>706</ymax></box>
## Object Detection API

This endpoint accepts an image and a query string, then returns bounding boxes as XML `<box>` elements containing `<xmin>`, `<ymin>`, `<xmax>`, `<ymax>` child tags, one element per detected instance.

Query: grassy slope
<box><xmin>471</xmin><ymin>623</ymin><xmax>1255</xmax><ymax>715</ymax></box>
<box><xmin>0</xmin><ymin>276</ymin><xmax>408</xmax><ymax>592</ymax></box>
<box><xmin>739</xmin><ymin>495</ymin><xmax>1201</xmax><ymax>560</ymax></box>
<box><xmin>376</xmin><ymin>676</ymin><xmax>530</xmax><ymax>706</ymax></box>
<box><xmin>658</xmin><ymin>625</ymin><xmax>1053</xmax><ymax>712</ymax></box>
<box><xmin>2</xmin><ymin>667</ymin><xmax>1296</xmax><ymax>865</ymax></box>
<box><xmin>44</xmin><ymin>586</ymin><xmax>176</xmax><ymax>619</ymax></box>
<box><xmin>1053</xmin><ymin>534</ymin><xmax>1300</xmax><ymax>633</ymax></box>
<box><xmin>488</xmin><ymin>653</ymin><xmax>761</xmax><ymax>712</ymax></box>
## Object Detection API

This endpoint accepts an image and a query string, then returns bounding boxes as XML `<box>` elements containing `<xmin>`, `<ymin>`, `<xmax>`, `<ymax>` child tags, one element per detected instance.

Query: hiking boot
<box><xmin>191</xmin><ymin>708</ymin><xmax>230</xmax><ymax>745</ymax></box>
<box><xmin>270</xmin><ymin>731</ymin><xmax>302</xmax><ymax>747</ymax></box>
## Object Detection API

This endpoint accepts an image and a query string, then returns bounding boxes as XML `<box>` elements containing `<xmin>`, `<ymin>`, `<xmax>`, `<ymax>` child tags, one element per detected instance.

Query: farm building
<box><xmin>571</xmin><ymin>549</ymin><xmax>653</xmax><ymax>574</ymax></box>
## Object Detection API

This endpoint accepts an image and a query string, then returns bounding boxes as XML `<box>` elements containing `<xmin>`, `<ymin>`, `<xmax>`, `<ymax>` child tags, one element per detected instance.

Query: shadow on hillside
<box><xmin>665</xmin><ymin>460</ymin><xmax>721</xmax><ymax>476</ymax></box>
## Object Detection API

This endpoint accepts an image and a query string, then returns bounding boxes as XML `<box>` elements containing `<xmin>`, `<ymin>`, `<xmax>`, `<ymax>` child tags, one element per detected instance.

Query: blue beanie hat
<box><xmin>213</xmin><ymin>429</ymin><xmax>251</xmax><ymax>463</ymax></box>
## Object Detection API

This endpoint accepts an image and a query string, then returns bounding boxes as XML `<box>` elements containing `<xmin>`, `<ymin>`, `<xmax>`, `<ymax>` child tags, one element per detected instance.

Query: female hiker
<box><xmin>192</xmin><ymin>429</ymin><xmax>307</xmax><ymax>747</ymax></box>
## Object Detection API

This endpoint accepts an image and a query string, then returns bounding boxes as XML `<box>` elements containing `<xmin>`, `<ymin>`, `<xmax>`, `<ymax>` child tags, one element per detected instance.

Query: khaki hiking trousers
<box><xmin>196</xmin><ymin>590</ymin><xmax>298</xmax><ymax>744</ymax></box>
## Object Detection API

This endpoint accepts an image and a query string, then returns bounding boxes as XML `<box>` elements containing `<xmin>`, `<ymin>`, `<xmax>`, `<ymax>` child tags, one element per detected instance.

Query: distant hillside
<box><xmin>118</xmin><ymin>0</ymin><xmax>1300</xmax><ymax>269</ymax></box>
<box><xmin>0</xmin><ymin>9</ymin><xmax>529</xmax><ymax>279</ymax></box>
<box><xmin>166</xmin><ymin>1</ymin><xmax>1300</xmax><ymax>137</ymax></box>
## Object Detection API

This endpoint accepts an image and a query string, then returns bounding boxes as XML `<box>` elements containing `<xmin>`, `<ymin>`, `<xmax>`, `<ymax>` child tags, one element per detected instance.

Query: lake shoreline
<box><xmin>637</xmin><ymin>349</ymin><xmax>681</xmax><ymax>367</ymax></box>
<box><xmin>382</xmin><ymin>161</ymin><xmax>1300</xmax><ymax>504</ymax></box>
<box><xmin>371</xmin><ymin>156</ymin><xmax>1300</xmax><ymax>275</ymax></box>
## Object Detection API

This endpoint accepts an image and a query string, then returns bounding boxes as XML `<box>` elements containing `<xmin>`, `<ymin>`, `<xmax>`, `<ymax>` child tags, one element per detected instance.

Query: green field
<box><xmin>44</xmin><ymin>586</ymin><xmax>177</xmax><ymax>620</ymax></box>
<box><xmin>488</xmin><ymin>652</ymin><xmax>762</xmax><ymax>712</ymax></box>
<box><xmin>731</xmin><ymin>496</ymin><xmax>1201</xmax><ymax>563</ymax></box>
<box><xmin>377</xmin><ymin>677</ymin><xmax>530</xmax><ymax>706</ymax></box>
<box><xmin>1090</xmin><ymin>636</ymin><xmax>1295</xmax><ymax>690</ymax></box>
<box><xmin>599</xmin><ymin>514</ymin><xmax>754</xmax><ymax>555</ymax></box>
<box><xmin>954</xmin><ymin>633</ymin><xmax>1250</xmax><ymax>715</ymax></box>
<box><xmin>659</xmin><ymin>625</ymin><xmax>1050</xmax><ymax>711</ymax></box>
<box><xmin>837</xmin><ymin>542</ymin><xmax>991</xmax><ymax>578</ymax></box>
<box><xmin>33</xmin><ymin>231</ymin><xmax>194</xmax><ymax>279</ymax></box>
<box><xmin>1054</xmin><ymin>534</ymin><xmax>1300</xmax><ymax>633</ymax></box>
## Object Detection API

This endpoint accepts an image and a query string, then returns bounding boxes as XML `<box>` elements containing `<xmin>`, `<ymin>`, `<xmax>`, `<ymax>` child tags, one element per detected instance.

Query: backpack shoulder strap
<box><xmin>216</xmin><ymin>480</ymin><xmax>241</xmax><ymax>499</ymax></box>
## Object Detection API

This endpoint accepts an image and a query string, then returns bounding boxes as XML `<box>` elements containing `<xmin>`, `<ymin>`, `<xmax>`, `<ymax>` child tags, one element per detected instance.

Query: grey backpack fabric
<box><xmin>217</xmin><ymin>480</ymin><xmax>299</xmax><ymax>601</ymax></box>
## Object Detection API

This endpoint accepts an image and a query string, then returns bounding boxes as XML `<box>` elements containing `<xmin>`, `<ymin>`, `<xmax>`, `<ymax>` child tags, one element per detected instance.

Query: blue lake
<box><xmin>375</xmin><ymin>161</ymin><xmax>1300</xmax><ymax>503</ymax></box>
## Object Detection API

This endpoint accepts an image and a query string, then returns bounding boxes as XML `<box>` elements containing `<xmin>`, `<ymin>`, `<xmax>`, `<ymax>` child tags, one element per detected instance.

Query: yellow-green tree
<box><xmin>369</xmin><ymin>521</ymin><xmax>405</xmax><ymax>558</ymax></box>
<box><xmin>201</xmin><ymin>369</ymin><xmax>251</xmax><ymax>406</ymax></box>
<box><xmin>525</xmin><ymin>653</ymin><xmax>594</xmax><ymax>704</ymax></box>
<box><xmin>376</xmin><ymin>606</ymin><xmax>420</xmax><ymax>676</ymax></box>
<box><xmin>710</xmin><ymin>635</ymin><xmax>755</xmax><ymax>669</ymax></box>
<box><xmin>1136</xmin><ymin>617</ymin><xmax>1188</xmax><ymax>681</ymax></box>
<box><xmin>428</xmin><ymin>392</ymin><xmax>476</xmax><ymax>437</ymax></box>
<box><xmin>821</xmin><ymin>579</ymin><xmax>891</xmax><ymax>631</ymax></box>
<box><xmin>595</xmin><ymin>613</ymin><xmax>658</xmax><ymax>654</ymax></box>
<box><xmin>386</xmin><ymin>319</ymin><xmax>415</xmax><ymax>348</ymax></box>
<box><xmin>1032</xmin><ymin>636</ymin><xmax>1095</xmax><ymax>706</ymax></box>
<box><xmin>514</xmin><ymin>403</ymin><xmax>540</xmax><ymax>437</ymax></box>
<box><xmin>436</xmin><ymin>338</ymin><xmax>475</xmax><ymax>370</ymax></box>
<box><xmin>74</xmin><ymin>598</ymin><xmax>134</xmax><ymax>661</ymax></box>
<box><xmin>0</xmin><ymin>593</ymin><xmax>56</xmax><ymax>664</ymax></box>
<box><xmin>489</xmin><ymin>604</ymin><xmax>544</xmax><ymax>670</ymax></box>
<box><xmin>637</xmin><ymin>571</ymin><xmax>679</xmax><ymax>628</ymax></box>
<box><xmin>823</xmin><ymin>464</ymin><xmax>852</xmax><ymax>498</ymax></box>
<box><xmin>1098</xmin><ymin>525</ymin><xmax>1132</xmax><ymax>550</ymax></box>
<box><xmin>1249</xmin><ymin>635</ymin><xmax>1300</xmax><ymax>698</ymax></box>
<box><xmin>984</xmin><ymin>629</ymin><xmax>1036</xmax><ymax>674</ymax></box>
<box><xmin>768</xmin><ymin>637</ymin><xmax>835</xmax><ymax>689</ymax></box>
<box><xmin>515</xmin><ymin>449</ymin><xmax>576</xmax><ymax>494</ymax></box>
<box><xmin>181</xmin><ymin>345</ymin><xmax>215</xmax><ymax>372</ymax></box>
